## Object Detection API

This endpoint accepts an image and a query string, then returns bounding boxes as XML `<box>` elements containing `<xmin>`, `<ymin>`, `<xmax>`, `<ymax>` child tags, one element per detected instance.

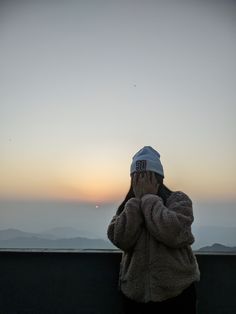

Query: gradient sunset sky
<box><xmin>1</xmin><ymin>0</ymin><xmax>236</xmax><ymax>204</ymax></box>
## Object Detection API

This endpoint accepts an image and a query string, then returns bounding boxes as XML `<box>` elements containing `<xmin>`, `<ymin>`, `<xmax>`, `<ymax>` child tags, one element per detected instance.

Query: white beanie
<box><xmin>130</xmin><ymin>146</ymin><xmax>164</xmax><ymax>177</ymax></box>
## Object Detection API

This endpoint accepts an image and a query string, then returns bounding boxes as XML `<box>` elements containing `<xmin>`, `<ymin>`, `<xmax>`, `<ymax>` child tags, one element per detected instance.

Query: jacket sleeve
<box><xmin>107</xmin><ymin>198</ymin><xmax>143</xmax><ymax>251</ymax></box>
<box><xmin>141</xmin><ymin>192</ymin><xmax>195</xmax><ymax>248</ymax></box>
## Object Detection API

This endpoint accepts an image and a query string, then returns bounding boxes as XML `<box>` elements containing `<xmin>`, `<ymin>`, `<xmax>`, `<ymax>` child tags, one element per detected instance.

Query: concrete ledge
<box><xmin>0</xmin><ymin>250</ymin><xmax>235</xmax><ymax>313</ymax></box>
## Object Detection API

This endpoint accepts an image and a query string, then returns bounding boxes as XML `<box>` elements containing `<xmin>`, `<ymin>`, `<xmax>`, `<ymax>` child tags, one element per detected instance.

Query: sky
<box><xmin>0</xmin><ymin>0</ymin><xmax>236</xmax><ymax>234</ymax></box>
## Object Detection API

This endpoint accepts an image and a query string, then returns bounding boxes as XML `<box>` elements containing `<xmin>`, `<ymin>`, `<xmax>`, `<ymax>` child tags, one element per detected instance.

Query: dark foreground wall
<box><xmin>0</xmin><ymin>250</ymin><xmax>235</xmax><ymax>314</ymax></box>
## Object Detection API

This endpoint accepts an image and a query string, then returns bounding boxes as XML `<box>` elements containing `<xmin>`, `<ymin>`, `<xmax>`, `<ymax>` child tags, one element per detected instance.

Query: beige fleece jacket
<box><xmin>107</xmin><ymin>191</ymin><xmax>200</xmax><ymax>303</ymax></box>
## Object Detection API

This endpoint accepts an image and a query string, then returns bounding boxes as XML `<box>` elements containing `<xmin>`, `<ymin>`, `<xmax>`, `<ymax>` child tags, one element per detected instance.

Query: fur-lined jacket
<box><xmin>107</xmin><ymin>191</ymin><xmax>200</xmax><ymax>303</ymax></box>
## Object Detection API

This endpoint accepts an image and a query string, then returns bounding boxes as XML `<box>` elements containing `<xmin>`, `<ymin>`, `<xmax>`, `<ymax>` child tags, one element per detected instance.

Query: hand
<box><xmin>132</xmin><ymin>171</ymin><xmax>160</xmax><ymax>199</ymax></box>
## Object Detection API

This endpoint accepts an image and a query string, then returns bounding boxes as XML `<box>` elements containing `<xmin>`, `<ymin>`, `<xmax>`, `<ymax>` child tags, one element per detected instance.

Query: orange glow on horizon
<box><xmin>0</xmin><ymin>167</ymin><xmax>131</xmax><ymax>203</ymax></box>
<box><xmin>0</xmin><ymin>158</ymin><xmax>235</xmax><ymax>202</ymax></box>
<box><xmin>1</xmin><ymin>174</ymin><xmax>236</xmax><ymax>203</ymax></box>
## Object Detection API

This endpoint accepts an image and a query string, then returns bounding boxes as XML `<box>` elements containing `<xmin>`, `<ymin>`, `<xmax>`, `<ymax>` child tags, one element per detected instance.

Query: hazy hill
<box><xmin>1</xmin><ymin>228</ymin><xmax>236</xmax><ymax>251</ymax></box>
<box><xmin>198</xmin><ymin>243</ymin><xmax>236</xmax><ymax>252</ymax></box>
<box><xmin>192</xmin><ymin>225</ymin><xmax>236</xmax><ymax>250</ymax></box>
<box><xmin>0</xmin><ymin>228</ymin><xmax>56</xmax><ymax>240</ymax></box>
<box><xmin>0</xmin><ymin>229</ymin><xmax>115</xmax><ymax>250</ymax></box>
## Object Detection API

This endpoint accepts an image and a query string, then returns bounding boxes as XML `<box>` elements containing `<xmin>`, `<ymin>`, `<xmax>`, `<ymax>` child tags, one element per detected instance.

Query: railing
<box><xmin>0</xmin><ymin>250</ymin><xmax>235</xmax><ymax>314</ymax></box>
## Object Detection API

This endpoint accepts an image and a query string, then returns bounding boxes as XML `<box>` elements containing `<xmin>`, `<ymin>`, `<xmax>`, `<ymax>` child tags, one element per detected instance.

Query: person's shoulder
<box><xmin>167</xmin><ymin>191</ymin><xmax>192</xmax><ymax>205</ymax></box>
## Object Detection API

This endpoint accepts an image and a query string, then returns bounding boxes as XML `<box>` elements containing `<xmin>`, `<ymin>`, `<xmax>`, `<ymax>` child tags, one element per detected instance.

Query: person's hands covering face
<box><xmin>132</xmin><ymin>171</ymin><xmax>160</xmax><ymax>199</ymax></box>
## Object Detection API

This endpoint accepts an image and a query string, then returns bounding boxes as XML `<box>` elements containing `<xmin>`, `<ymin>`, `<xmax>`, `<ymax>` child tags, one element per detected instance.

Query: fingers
<box><xmin>133</xmin><ymin>171</ymin><xmax>152</xmax><ymax>184</ymax></box>
<box><xmin>132</xmin><ymin>171</ymin><xmax>159</xmax><ymax>197</ymax></box>
<box><xmin>147</xmin><ymin>171</ymin><xmax>152</xmax><ymax>182</ymax></box>
<box><xmin>146</xmin><ymin>171</ymin><xmax>153</xmax><ymax>184</ymax></box>
<box><xmin>135</xmin><ymin>172</ymin><xmax>158</xmax><ymax>189</ymax></box>
<box><xmin>133</xmin><ymin>172</ymin><xmax>145</xmax><ymax>184</ymax></box>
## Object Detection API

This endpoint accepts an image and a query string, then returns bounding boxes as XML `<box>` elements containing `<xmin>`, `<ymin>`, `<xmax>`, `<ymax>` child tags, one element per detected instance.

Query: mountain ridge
<box><xmin>198</xmin><ymin>243</ymin><xmax>236</xmax><ymax>252</ymax></box>
<box><xmin>0</xmin><ymin>228</ymin><xmax>115</xmax><ymax>249</ymax></box>
<box><xmin>1</xmin><ymin>228</ymin><xmax>236</xmax><ymax>251</ymax></box>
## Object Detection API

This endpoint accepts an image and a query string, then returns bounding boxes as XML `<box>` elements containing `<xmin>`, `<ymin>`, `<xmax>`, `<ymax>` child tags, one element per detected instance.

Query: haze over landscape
<box><xmin>1</xmin><ymin>0</ymin><xmax>235</xmax><ymax>250</ymax></box>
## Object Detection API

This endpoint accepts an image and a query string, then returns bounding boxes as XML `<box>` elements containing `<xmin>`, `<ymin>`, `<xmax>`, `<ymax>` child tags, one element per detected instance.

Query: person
<box><xmin>107</xmin><ymin>146</ymin><xmax>200</xmax><ymax>314</ymax></box>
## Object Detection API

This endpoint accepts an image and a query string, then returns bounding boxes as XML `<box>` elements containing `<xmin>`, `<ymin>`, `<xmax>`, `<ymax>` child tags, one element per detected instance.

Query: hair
<box><xmin>116</xmin><ymin>173</ymin><xmax>172</xmax><ymax>215</ymax></box>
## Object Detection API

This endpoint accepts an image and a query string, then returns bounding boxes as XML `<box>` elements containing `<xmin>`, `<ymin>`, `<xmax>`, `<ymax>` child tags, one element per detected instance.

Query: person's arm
<box><xmin>107</xmin><ymin>198</ymin><xmax>143</xmax><ymax>251</ymax></box>
<box><xmin>141</xmin><ymin>192</ymin><xmax>195</xmax><ymax>248</ymax></box>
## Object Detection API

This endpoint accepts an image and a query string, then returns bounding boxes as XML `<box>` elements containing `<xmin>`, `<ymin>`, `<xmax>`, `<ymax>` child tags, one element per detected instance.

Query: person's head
<box><xmin>130</xmin><ymin>146</ymin><xmax>164</xmax><ymax>178</ymax></box>
<box><xmin>130</xmin><ymin>145</ymin><xmax>164</xmax><ymax>189</ymax></box>
<box><xmin>129</xmin><ymin>146</ymin><xmax>164</xmax><ymax>195</ymax></box>
<box><xmin>117</xmin><ymin>146</ymin><xmax>172</xmax><ymax>214</ymax></box>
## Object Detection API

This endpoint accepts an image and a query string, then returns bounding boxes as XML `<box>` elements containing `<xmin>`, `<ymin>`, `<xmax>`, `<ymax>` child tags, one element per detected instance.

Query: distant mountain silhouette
<box><xmin>2</xmin><ymin>229</ymin><xmax>235</xmax><ymax>251</ymax></box>
<box><xmin>198</xmin><ymin>243</ymin><xmax>236</xmax><ymax>252</ymax></box>
<box><xmin>0</xmin><ymin>228</ymin><xmax>57</xmax><ymax>240</ymax></box>
<box><xmin>0</xmin><ymin>229</ymin><xmax>116</xmax><ymax>250</ymax></box>
<box><xmin>192</xmin><ymin>225</ymin><xmax>236</xmax><ymax>250</ymax></box>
